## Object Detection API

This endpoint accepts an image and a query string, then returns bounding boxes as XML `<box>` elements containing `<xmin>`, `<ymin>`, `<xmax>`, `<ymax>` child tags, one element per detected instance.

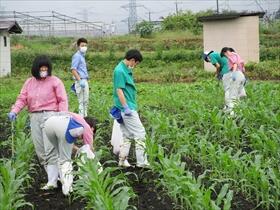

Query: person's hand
<box><xmin>123</xmin><ymin>104</ymin><xmax>132</xmax><ymax>116</ymax></box>
<box><xmin>79</xmin><ymin>79</ymin><xmax>86</xmax><ymax>88</ymax></box>
<box><xmin>8</xmin><ymin>112</ymin><xmax>17</xmax><ymax>121</ymax></box>
<box><xmin>232</xmin><ymin>71</ymin><xmax>238</xmax><ymax>81</ymax></box>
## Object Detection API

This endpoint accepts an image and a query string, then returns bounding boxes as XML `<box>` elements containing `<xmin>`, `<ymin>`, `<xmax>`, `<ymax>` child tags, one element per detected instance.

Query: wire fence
<box><xmin>0</xmin><ymin>11</ymin><xmax>114</xmax><ymax>37</ymax></box>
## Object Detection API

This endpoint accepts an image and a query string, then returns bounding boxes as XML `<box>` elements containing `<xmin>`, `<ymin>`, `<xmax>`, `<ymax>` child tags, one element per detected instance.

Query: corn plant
<box><xmin>0</xmin><ymin>160</ymin><xmax>33</xmax><ymax>210</ymax></box>
<box><xmin>146</xmin><ymin>138</ymin><xmax>233</xmax><ymax>210</ymax></box>
<box><xmin>0</xmin><ymin>114</ymin><xmax>34</xmax><ymax>210</ymax></box>
<box><xmin>74</xmin><ymin>154</ymin><xmax>136</xmax><ymax>210</ymax></box>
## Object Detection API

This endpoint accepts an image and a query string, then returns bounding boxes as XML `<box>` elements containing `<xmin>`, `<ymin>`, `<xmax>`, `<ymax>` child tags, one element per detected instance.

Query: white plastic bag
<box><xmin>111</xmin><ymin>120</ymin><xmax>123</xmax><ymax>155</ymax></box>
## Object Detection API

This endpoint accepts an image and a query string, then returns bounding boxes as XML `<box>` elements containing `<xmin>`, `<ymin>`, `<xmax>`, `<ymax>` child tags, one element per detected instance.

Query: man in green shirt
<box><xmin>113</xmin><ymin>49</ymin><xmax>149</xmax><ymax>168</ymax></box>
<box><xmin>203</xmin><ymin>50</ymin><xmax>243</xmax><ymax>115</ymax></box>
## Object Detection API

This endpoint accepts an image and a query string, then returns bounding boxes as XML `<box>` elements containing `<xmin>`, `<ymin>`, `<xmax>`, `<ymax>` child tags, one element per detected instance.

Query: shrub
<box><xmin>136</xmin><ymin>21</ymin><xmax>154</xmax><ymax>38</ymax></box>
<box><xmin>161</xmin><ymin>10</ymin><xmax>214</xmax><ymax>34</ymax></box>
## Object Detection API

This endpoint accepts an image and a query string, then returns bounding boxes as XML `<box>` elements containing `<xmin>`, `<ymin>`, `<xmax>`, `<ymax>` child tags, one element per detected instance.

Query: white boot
<box><xmin>41</xmin><ymin>164</ymin><xmax>59</xmax><ymax>190</ymax></box>
<box><xmin>118</xmin><ymin>139</ymin><xmax>131</xmax><ymax>168</ymax></box>
<box><xmin>59</xmin><ymin>162</ymin><xmax>73</xmax><ymax>195</ymax></box>
<box><xmin>118</xmin><ymin>159</ymin><xmax>131</xmax><ymax>167</ymax></box>
<box><xmin>135</xmin><ymin>140</ymin><xmax>150</xmax><ymax>168</ymax></box>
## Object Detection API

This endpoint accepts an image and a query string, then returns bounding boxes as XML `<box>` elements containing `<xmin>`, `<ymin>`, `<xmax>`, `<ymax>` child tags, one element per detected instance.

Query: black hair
<box><xmin>220</xmin><ymin>47</ymin><xmax>231</xmax><ymax>57</ymax></box>
<box><xmin>84</xmin><ymin>117</ymin><xmax>97</xmax><ymax>134</ymax></box>
<box><xmin>31</xmin><ymin>55</ymin><xmax>52</xmax><ymax>79</ymax></box>
<box><xmin>125</xmin><ymin>49</ymin><xmax>143</xmax><ymax>62</ymax></box>
<box><xmin>77</xmin><ymin>38</ymin><xmax>88</xmax><ymax>47</ymax></box>
<box><xmin>229</xmin><ymin>48</ymin><xmax>235</xmax><ymax>52</ymax></box>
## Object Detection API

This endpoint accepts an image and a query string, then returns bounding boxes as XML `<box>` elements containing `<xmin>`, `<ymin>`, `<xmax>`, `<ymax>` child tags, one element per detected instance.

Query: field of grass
<box><xmin>0</xmin><ymin>26</ymin><xmax>279</xmax><ymax>209</ymax></box>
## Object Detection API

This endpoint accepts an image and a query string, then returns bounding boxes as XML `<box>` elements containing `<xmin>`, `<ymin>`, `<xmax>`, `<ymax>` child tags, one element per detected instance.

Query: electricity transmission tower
<box><xmin>122</xmin><ymin>0</ymin><xmax>138</xmax><ymax>33</ymax></box>
<box><xmin>128</xmin><ymin>0</ymin><xmax>137</xmax><ymax>32</ymax></box>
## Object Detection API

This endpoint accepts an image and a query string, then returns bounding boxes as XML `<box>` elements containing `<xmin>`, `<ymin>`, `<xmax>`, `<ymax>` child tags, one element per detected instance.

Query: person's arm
<box><xmin>117</xmin><ymin>88</ymin><xmax>127</xmax><ymax>106</ymax></box>
<box><xmin>72</xmin><ymin>69</ymin><xmax>81</xmax><ymax>81</ymax></box>
<box><xmin>11</xmin><ymin>79</ymin><xmax>30</xmax><ymax>114</ymax></box>
<box><xmin>71</xmin><ymin>54</ymin><xmax>81</xmax><ymax>81</ymax></box>
<box><xmin>55</xmin><ymin>78</ymin><xmax>68</xmax><ymax>111</ymax></box>
<box><xmin>213</xmin><ymin>63</ymin><xmax>221</xmax><ymax>77</ymax></box>
<box><xmin>72</xmin><ymin>144</ymin><xmax>79</xmax><ymax>155</ymax></box>
<box><xmin>232</xmin><ymin>63</ymin><xmax>238</xmax><ymax>71</ymax></box>
<box><xmin>114</xmin><ymin>70</ymin><xmax>130</xmax><ymax>108</ymax></box>
<box><xmin>228</xmin><ymin>54</ymin><xmax>238</xmax><ymax>71</ymax></box>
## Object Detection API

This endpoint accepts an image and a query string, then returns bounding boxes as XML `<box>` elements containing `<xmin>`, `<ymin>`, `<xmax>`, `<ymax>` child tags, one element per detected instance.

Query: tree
<box><xmin>161</xmin><ymin>10</ymin><xmax>214</xmax><ymax>34</ymax></box>
<box><xmin>136</xmin><ymin>21</ymin><xmax>154</xmax><ymax>38</ymax></box>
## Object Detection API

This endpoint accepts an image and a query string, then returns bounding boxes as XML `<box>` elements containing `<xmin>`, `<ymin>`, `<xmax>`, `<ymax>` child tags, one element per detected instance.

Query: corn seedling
<box><xmin>74</xmin><ymin>154</ymin><xmax>136</xmax><ymax>210</ymax></box>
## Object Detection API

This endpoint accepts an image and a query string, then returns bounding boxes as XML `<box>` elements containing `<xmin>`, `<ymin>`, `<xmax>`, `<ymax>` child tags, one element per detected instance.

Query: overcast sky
<box><xmin>1</xmin><ymin>0</ymin><xmax>279</xmax><ymax>33</ymax></box>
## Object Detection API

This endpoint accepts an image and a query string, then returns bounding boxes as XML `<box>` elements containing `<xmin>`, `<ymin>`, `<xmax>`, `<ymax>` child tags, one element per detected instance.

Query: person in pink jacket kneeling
<box><xmin>8</xmin><ymin>55</ymin><xmax>68</xmax><ymax>189</ymax></box>
<box><xmin>43</xmin><ymin>112</ymin><xmax>97</xmax><ymax>195</ymax></box>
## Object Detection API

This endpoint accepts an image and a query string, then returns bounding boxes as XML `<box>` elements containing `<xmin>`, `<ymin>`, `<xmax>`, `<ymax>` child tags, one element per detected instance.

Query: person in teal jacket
<box><xmin>112</xmin><ymin>49</ymin><xmax>149</xmax><ymax>168</ymax></box>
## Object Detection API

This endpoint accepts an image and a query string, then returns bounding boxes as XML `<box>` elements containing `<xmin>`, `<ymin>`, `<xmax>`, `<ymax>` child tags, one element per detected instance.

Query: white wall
<box><xmin>203</xmin><ymin>16</ymin><xmax>260</xmax><ymax>71</ymax></box>
<box><xmin>0</xmin><ymin>32</ymin><xmax>11</xmax><ymax>77</ymax></box>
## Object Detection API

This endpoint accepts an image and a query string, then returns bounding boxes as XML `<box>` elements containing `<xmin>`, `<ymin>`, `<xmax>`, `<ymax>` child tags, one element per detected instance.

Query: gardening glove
<box><xmin>232</xmin><ymin>71</ymin><xmax>238</xmax><ymax>81</ymax></box>
<box><xmin>123</xmin><ymin>104</ymin><xmax>132</xmax><ymax>116</ymax></box>
<box><xmin>8</xmin><ymin>112</ymin><xmax>16</xmax><ymax>121</ymax></box>
<box><xmin>79</xmin><ymin>79</ymin><xmax>86</xmax><ymax>89</ymax></box>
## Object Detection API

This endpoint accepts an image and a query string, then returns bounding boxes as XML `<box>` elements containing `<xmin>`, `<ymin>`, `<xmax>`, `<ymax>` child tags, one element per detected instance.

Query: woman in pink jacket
<box><xmin>221</xmin><ymin>47</ymin><xmax>247</xmax><ymax>98</ymax></box>
<box><xmin>8</xmin><ymin>55</ymin><xmax>68</xmax><ymax>189</ymax></box>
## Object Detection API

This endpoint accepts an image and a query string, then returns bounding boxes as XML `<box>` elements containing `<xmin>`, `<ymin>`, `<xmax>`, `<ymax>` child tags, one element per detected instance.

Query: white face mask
<box><xmin>80</xmin><ymin>46</ymin><xmax>88</xmax><ymax>53</ymax></box>
<box><xmin>40</xmin><ymin>71</ymin><xmax>48</xmax><ymax>78</ymax></box>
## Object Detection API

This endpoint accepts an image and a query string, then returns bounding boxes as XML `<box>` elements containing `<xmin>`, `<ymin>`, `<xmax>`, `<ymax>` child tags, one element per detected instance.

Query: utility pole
<box><xmin>140</xmin><ymin>5</ymin><xmax>154</xmax><ymax>22</ymax></box>
<box><xmin>175</xmin><ymin>0</ymin><xmax>182</xmax><ymax>15</ymax></box>
<box><xmin>175</xmin><ymin>0</ymin><xmax>178</xmax><ymax>15</ymax></box>
<box><xmin>216</xmin><ymin>0</ymin><xmax>219</xmax><ymax>14</ymax></box>
<box><xmin>147</xmin><ymin>11</ymin><xmax>151</xmax><ymax>22</ymax></box>
<box><xmin>0</xmin><ymin>0</ymin><xmax>5</xmax><ymax>11</ymax></box>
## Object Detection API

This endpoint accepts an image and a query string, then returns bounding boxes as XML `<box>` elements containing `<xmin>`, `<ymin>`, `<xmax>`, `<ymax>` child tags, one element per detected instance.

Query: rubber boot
<box><xmin>118</xmin><ymin>139</ymin><xmax>131</xmax><ymax>167</ymax></box>
<box><xmin>41</xmin><ymin>164</ymin><xmax>59</xmax><ymax>190</ymax></box>
<box><xmin>135</xmin><ymin>139</ymin><xmax>150</xmax><ymax>168</ymax></box>
<box><xmin>59</xmin><ymin>161</ymin><xmax>73</xmax><ymax>195</ymax></box>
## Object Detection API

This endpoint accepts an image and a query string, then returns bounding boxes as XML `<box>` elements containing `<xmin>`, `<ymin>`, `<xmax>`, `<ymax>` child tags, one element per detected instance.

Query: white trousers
<box><xmin>75</xmin><ymin>79</ymin><xmax>89</xmax><ymax>117</ymax></box>
<box><xmin>43</xmin><ymin>115</ymin><xmax>73</xmax><ymax>166</ymax></box>
<box><xmin>29</xmin><ymin>111</ymin><xmax>56</xmax><ymax>166</ymax></box>
<box><xmin>44</xmin><ymin>114</ymin><xmax>74</xmax><ymax>194</ymax></box>
<box><xmin>119</xmin><ymin>111</ymin><xmax>148</xmax><ymax>165</ymax></box>
<box><xmin>222</xmin><ymin>71</ymin><xmax>246</xmax><ymax>112</ymax></box>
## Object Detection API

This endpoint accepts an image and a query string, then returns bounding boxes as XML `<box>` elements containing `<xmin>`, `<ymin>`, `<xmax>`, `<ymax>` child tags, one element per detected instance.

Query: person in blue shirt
<box><xmin>71</xmin><ymin>38</ymin><xmax>89</xmax><ymax>117</ymax></box>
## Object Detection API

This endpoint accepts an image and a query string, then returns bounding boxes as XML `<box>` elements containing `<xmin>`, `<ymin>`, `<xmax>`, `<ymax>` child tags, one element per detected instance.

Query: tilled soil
<box><xmin>20</xmin><ymin>160</ymin><xmax>177</xmax><ymax>210</ymax></box>
<box><xmin>20</xmin><ymin>163</ymin><xmax>87</xmax><ymax>210</ymax></box>
<box><xmin>125</xmin><ymin>167</ymin><xmax>177</xmax><ymax>210</ymax></box>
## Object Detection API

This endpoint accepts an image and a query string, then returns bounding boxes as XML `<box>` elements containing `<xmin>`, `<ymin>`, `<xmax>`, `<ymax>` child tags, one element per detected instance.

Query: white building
<box><xmin>0</xmin><ymin>21</ymin><xmax>22</xmax><ymax>77</ymax></box>
<box><xmin>198</xmin><ymin>12</ymin><xmax>264</xmax><ymax>71</ymax></box>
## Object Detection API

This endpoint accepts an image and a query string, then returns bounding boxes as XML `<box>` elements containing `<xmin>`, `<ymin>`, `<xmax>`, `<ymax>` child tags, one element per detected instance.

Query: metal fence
<box><xmin>0</xmin><ymin>11</ymin><xmax>107</xmax><ymax>37</ymax></box>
